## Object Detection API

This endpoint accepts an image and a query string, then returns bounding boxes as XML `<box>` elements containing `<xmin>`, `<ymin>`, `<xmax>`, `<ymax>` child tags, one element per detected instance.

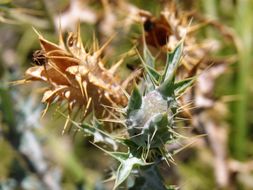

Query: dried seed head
<box><xmin>138</xmin><ymin>2</ymin><xmax>220</xmax><ymax>76</ymax></box>
<box><xmin>22</xmin><ymin>26</ymin><xmax>136</xmax><ymax>124</ymax></box>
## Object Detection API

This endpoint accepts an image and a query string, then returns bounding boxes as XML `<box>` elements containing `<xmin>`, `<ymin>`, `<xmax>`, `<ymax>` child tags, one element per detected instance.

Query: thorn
<box><xmin>188</xmin><ymin>20</ymin><xmax>211</xmax><ymax>34</ymax></box>
<box><xmin>75</xmin><ymin>73</ymin><xmax>85</xmax><ymax>100</ymax></box>
<box><xmin>101</xmin><ymin>106</ymin><xmax>124</xmax><ymax>124</ymax></box>
<box><xmin>8</xmin><ymin>79</ymin><xmax>29</xmax><ymax>86</ymax></box>
<box><xmin>100</xmin><ymin>118</ymin><xmax>125</xmax><ymax>124</ymax></box>
<box><xmin>62</xmin><ymin>114</ymin><xmax>71</xmax><ymax>135</ymax></box>
<box><xmin>92</xmin><ymin>31</ymin><xmax>99</xmax><ymax>52</ymax></box>
<box><xmin>101</xmin><ymin>104</ymin><xmax>125</xmax><ymax>113</ymax></box>
<box><xmin>178</xmin><ymin>101</ymin><xmax>194</xmax><ymax>111</ymax></box>
<box><xmin>104</xmin><ymin>92</ymin><xmax>117</xmax><ymax>107</ymax></box>
<box><xmin>46</xmin><ymin>55</ymin><xmax>79</xmax><ymax>65</ymax></box>
<box><xmin>94</xmin><ymin>33</ymin><xmax>116</xmax><ymax>58</ymax></box>
<box><xmin>90</xmin><ymin>142</ymin><xmax>122</xmax><ymax>162</ymax></box>
<box><xmin>41</xmin><ymin>103</ymin><xmax>50</xmax><ymax>118</ymax></box>
<box><xmin>76</xmin><ymin>21</ymin><xmax>85</xmax><ymax>52</ymax></box>
<box><xmin>32</xmin><ymin>27</ymin><xmax>42</xmax><ymax>37</ymax></box>
<box><xmin>121</xmin><ymin>68</ymin><xmax>142</xmax><ymax>89</ymax></box>
<box><xmin>82</xmin><ymin>81</ymin><xmax>89</xmax><ymax>101</ymax></box>
<box><xmin>173</xmin><ymin>134</ymin><xmax>207</xmax><ymax>155</ymax></box>
<box><xmin>47</xmin><ymin>61</ymin><xmax>72</xmax><ymax>85</ymax></box>
<box><xmin>109</xmin><ymin>58</ymin><xmax>124</xmax><ymax>75</ymax></box>
<box><xmin>57</xmin><ymin>110</ymin><xmax>81</xmax><ymax>130</ymax></box>
<box><xmin>83</xmin><ymin>97</ymin><xmax>92</xmax><ymax>118</ymax></box>
<box><xmin>118</xmin><ymin>86</ymin><xmax>130</xmax><ymax>100</ymax></box>
<box><xmin>57</xmin><ymin>18</ymin><xmax>65</xmax><ymax>49</ymax></box>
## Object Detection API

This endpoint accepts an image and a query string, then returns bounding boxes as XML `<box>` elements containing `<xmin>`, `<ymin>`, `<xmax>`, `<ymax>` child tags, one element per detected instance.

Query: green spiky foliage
<box><xmin>74</xmin><ymin>40</ymin><xmax>194</xmax><ymax>189</ymax></box>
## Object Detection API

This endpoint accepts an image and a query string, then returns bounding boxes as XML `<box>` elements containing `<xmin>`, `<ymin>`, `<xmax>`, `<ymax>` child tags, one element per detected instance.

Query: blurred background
<box><xmin>0</xmin><ymin>0</ymin><xmax>253</xmax><ymax>189</ymax></box>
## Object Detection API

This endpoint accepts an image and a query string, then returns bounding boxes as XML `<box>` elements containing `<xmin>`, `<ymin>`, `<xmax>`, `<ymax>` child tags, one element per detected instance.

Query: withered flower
<box><xmin>139</xmin><ymin>3</ymin><xmax>221</xmax><ymax>74</ymax></box>
<box><xmin>22</xmin><ymin>26</ymin><xmax>137</xmax><ymax>133</ymax></box>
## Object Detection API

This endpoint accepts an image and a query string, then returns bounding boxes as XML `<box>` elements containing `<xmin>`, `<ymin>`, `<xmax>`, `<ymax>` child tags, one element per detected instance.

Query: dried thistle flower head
<box><xmin>22</xmin><ymin>25</ymin><xmax>137</xmax><ymax>132</ymax></box>
<box><xmin>138</xmin><ymin>2</ymin><xmax>221</xmax><ymax>74</ymax></box>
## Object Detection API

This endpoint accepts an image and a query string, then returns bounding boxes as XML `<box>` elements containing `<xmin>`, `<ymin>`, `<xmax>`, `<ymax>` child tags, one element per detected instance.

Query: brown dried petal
<box><xmin>47</xmin><ymin>50</ymin><xmax>80</xmax><ymax>71</ymax></box>
<box><xmin>39</xmin><ymin>37</ymin><xmax>63</xmax><ymax>53</ymax></box>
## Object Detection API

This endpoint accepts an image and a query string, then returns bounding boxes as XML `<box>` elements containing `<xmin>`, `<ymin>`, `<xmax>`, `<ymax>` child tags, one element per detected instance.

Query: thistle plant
<box><xmin>18</xmin><ymin>21</ymin><xmax>194</xmax><ymax>188</ymax></box>
<box><xmin>70</xmin><ymin>38</ymin><xmax>194</xmax><ymax>189</ymax></box>
<box><xmin>2</xmin><ymin>0</ymin><xmax>247</xmax><ymax>189</ymax></box>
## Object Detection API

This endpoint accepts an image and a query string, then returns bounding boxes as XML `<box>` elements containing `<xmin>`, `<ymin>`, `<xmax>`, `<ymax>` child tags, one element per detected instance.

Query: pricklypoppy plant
<box><xmin>114</xmin><ymin>40</ymin><xmax>194</xmax><ymax>189</ymax></box>
<box><xmin>20</xmin><ymin>26</ymin><xmax>139</xmax><ymax>133</ymax></box>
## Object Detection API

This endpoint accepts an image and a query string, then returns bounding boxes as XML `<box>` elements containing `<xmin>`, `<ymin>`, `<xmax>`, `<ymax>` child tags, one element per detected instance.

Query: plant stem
<box><xmin>233</xmin><ymin>0</ymin><xmax>253</xmax><ymax>160</ymax></box>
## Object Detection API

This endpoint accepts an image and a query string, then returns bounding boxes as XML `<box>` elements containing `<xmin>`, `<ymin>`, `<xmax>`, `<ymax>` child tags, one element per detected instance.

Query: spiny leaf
<box><xmin>128</xmin><ymin>113</ymin><xmax>172</xmax><ymax>149</ymax></box>
<box><xmin>142</xmin><ymin>43</ymin><xmax>160</xmax><ymax>90</ymax></box>
<box><xmin>93</xmin><ymin>143</ymin><xmax>147</xmax><ymax>190</ymax></box>
<box><xmin>144</xmin><ymin>113</ymin><xmax>172</xmax><ymax>148</ymax></box>
<box><xmin>129</xmin><ymin>165</ymin><xmax>167</xmax><ymax>190</ymax></box>
<box><xmin>122</xmin><ymin>139</ymin><xmax>142</xmax><ymax>157</ymax></box>
<box><xmin>157</xmin><ymin>77</ymin><xmax>175</xmax><ymax>98</ymax></box>
<box><xmin>145</xmin><ymin>64</ymin><xmax>161</xmax><ymax>85</ymax></box>
<box><xmin>156</xmin><ymin>42</ymin><xmax>184</xmax><ymax>97</ymax></box>
<box><xmin>114</xmin><ymin>155</ymin><xmax>147</xmax><ymax>190</ymax></box>
<box><xmin>127</xmin><ymin>85</ymin><xmax>142</xmax><ymax>116</ymax></box>
<box><xmin>143</xmin><ymin>42</ymin><xmax>155</xmax><ymax>68</ymax></box>
<box><xmin>152</xmin><ymin>112</ymin><xmax>169</xmax><ymax>127</ymax></box>
<box><xmin>92</xmin><ymin>143</ymin><xmax>128</xmax><ymax>162</ymax></box>
<box><xmin>110</xmin><ymin>152</ymin><xmax>130</xmax><ymax>162</ymax></box>
<box><xmin>174</xmin><ymin>77</ymin><xmax>195</xmax><ymax>96</ymax></box>
<box><xmin>80</xmin><ymin>120</ymin><xmax>118</xmax><ymax>150</ymax></box>
<box><xmin>161</xmin><ymin>42</ymin><xmax>183</xmax><ymax>83</ymax></box>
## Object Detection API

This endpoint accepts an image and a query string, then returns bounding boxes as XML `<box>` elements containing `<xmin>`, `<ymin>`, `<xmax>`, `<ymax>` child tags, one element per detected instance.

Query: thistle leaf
<box><xmin>92</xmin><ymin>143</ymin><xmax>128</xmax><ymax>162</ymax></box>
<box><xmin>145</xmin><ymin>64</ymin><xmax>161</xmax><ymax>84</ymax></box>
<box><xmin>143</xmin><ymin>42</ymin><xmax>155</xmax><ymax>68</ymax></box>
<box><xmin>114</xmin><ymin>155</ymin><xmax>147</xmax><ymax>190</ymax></box>
<box><xmin>93</xmin><ymin>143</ymin><xmax>147</xmax><ymax>190</ymax></box>
<box><xmin>157</xmin><ymin>77</ymin><xmax>175</xmax><ymax>97</ymax></box>
<box><xmin>174</xmin><ymin>77</ymin><xmax>195</xmax><ymax>95</ymax></box>
<box><xmin>122</xmin><ymin>139</ymin><xmax>142</xmax><ymax>158</ymax></box>
<box><xmin>142</xmin><ymin>43</ymin><xmax>160</xmax><ymax>90</ymax></box>
<box><xmin>161</xmin><ymin>42</ymin><xmax>183</xmax><ymax>83</ymax></box>
<box><xmin>127</xmin><ymin>85</ymin><xmax>142</xmax><ymax>116</ymax></box>
<box><xmin>129</xmin><ymin>165</ymin><xmax>167</xmax><ymax>190</ymax></box>
<box><xmin>157</xmin><ymin>42</ymin><xmax>184</xmax><ymax>97</ymax></box>
<box><xmin>144</xmin><ymin>113</ymin><xmax>172</xmax><ymax>148</ymax></box>
<box><xmin>80</xmin><ymin>121</ymin><xmax>118</xmax><ymax>150</ymax></box>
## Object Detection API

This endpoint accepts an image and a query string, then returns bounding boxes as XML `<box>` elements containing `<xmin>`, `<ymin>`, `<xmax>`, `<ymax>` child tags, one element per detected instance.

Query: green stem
<box><xmin>202</xmin><ymin>0</ymin><xmax>218</xmax><ymax>37</ymax></box>
<box><xmin>202</xmin><ymin>0</ymin><xmax>218</xmax><ymax>19</ymax></box>
<box><xmin>233</xmin><ymin>0</ymin><xmax>253</xmax><ymax>160</ymax></box>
